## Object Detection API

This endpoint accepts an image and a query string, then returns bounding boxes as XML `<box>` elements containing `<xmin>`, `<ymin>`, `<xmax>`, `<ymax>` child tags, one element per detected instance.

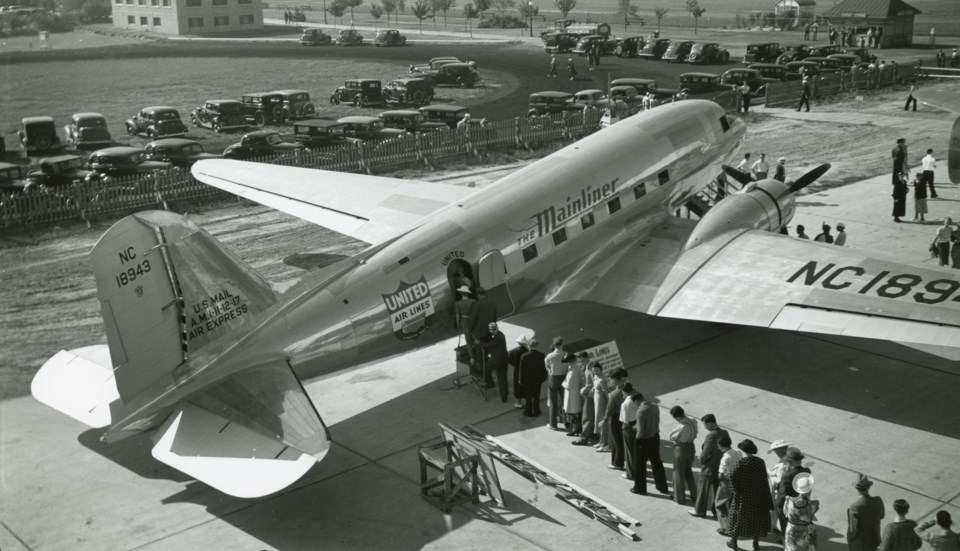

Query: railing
<box><xmin>763</xmin><ymin>63</ymin><xmax>920</xmax><ymax>108</ymax></box>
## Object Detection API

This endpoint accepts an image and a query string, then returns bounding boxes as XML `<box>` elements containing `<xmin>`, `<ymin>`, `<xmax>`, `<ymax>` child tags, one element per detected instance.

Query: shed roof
<box><xmin>822</xmin><ymin>0</ymin><xmax>920</xmax><ymax>18</ymax></box>
<box><xmin>776</xmin><ymin>0</ymin><xmax>817</xmax><ymax>7</ymax></box>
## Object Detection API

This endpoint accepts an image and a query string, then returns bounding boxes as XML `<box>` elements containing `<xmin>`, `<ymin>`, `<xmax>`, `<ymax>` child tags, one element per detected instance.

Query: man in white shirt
<box><xmin>735</xmin><ymin>152</ymin><xmax>751</xmax><ymax>173</ymax></box>
<box><xmin>669</xmin><ymin>406</ymin><xmax>699</xmax><ymax>505</ymax></box>
<box><xmin>619</xmin><ymin>384</ymin><xmax>641</xmax><ymax>481</ymax></box>
<box><xmin>834</xmin><ymin>223</ymin><xmax>847</xmax><ymax>246</ymax></box>
<box><xmin>751</xmin><ymin>153</ymin><xmax>769</xmax><ymax>180</ymax></box>
<box><xmin>544</xmin><ymin>336</ymin><xmax>567</xmax><ymax>431</ymax></box>
<box><xmin>922</xmin><ymin>149</ymin><xmax>938</xmax><ymax>198</ymax></box>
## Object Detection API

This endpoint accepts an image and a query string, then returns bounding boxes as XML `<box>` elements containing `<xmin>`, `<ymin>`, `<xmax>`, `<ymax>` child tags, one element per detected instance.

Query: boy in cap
<box><xmin>848</xmin><ymin>474</ymin><xmax>885</xmax><ymax>551</ymax></box>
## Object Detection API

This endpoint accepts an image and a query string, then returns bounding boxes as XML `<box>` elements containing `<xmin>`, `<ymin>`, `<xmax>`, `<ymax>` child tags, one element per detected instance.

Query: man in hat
<box><xmin>835</xmin><ymin>222</ymin><xmax>847</xmax><ymax>246</ymax></box>
<box><xmin>507</xmin><ymin>334</ymin><xmax>530</xmax><ymax>409</ymax></box>
<box><xmin>471</xmin><ymin>287</ymin><xmax>498</xmax><ymax>387</ymax></box>
<box><xmin>481</xmin><ymin>322</ymin><xmax>509</xmax><ymax>402</ymax></box>
<box><xmin>776</xmin><ymin>447</ymin><xmax>811</xmax><ymax>535</ymax></box>
<box><xmin>690</xmin><ymin>413</ymin><xmax>729</xmax><ymax>518</ymax></box>
<box><xmin>847</xmin><ymin>474</ymin><xmax>885</xmax><ymax>551</ymax></box>
<box><xmin>454</xmin><ymin>285</ymin><xmax>477</xmax><ymax>363</ymax></box>
<box><xmin>519</xmin><ymin>338</ymin><xmax>546</xmax><ymax>417</ymax></box>
<box><xmin>774</xmin><ymin>157</ymin><xmax>787</xmax><ymax>182</ymax></box>
<box><xmin>892</xmin><ymin>138</ymin><xmax>908</xmax><ymax>187</ymax></box>
<box><xmin>814</xmin><ymin>223</ymin><xmax>834</xmax><ymax>243</ymax></box>
<box><xmin>547</xmin><ymin>54</ymin><xmax>558</xmax><ymax>77</ymax></box>
<box><xmin>797</xmin><ymin>76</ymin><xmax>811</xmax><ymax>112</ymax></box>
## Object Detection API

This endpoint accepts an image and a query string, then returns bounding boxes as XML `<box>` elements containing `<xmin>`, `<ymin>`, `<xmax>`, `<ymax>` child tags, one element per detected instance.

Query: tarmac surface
<box><xmin>3</xmin><ymin>106</ymin><xmax>960</xmax><ymax>550</ymax></box>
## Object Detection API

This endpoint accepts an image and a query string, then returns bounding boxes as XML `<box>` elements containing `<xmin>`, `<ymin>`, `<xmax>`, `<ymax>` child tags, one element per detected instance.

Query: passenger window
<box><xmin>552</xmin><ymin>227</ymin><xmax>567</xmax><ymax>246</ymax></box>
<box><xmin>658</xmin><ymin>170</ymin><xmax>670</xmax><ymax>185</ymax></box>
<box><xmin>608</xmin><ymin>197</ymin><xmax>621</xmax><ymax>214</ymax></box>
<box><xmin>634</xmin><ymin>183</ymin><xmax>646</xmax><ymax>199</ymax></box>
<box><xmin>522</xmin><ymin>244</ymin><xmax>539</xmax><ymax>262</ymax></box>
<box><xmin>581</xmin><ymin>212</ymin><xmax>595</xmax><ymax>230</ymax></box>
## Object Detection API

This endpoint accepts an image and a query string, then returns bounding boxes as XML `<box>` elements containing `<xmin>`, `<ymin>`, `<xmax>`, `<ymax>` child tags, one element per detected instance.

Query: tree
<box><xmin>369</xmin><ymin>2</ymin><xmax>383</xmax><ymax>28</ymax></box>
<box><xmin>344</xmin><ymin>0</ymin><xmax>364</xmax><ymax>23</ymax></box>
<box><xmin>491</xmin><ymin>0</ymin><xmax>513</xmax><ymax>19</ymax></box>
<box><xmin>654</xmin><ymin>6</ymin><xmax>668</xmax><ymax>32</ymax></box>
<box><xmin>395</xmin><ymin>0</ymin><xmax>406</xmax><ymax>23</ymax></box>
<box><xmin>433</xmin><ymin>0</ymin><xmax>455</xmax><ymax>27</ymax></box>
<box><xmin>554</xmin><ymin>0</ymin><xmax>575</xmax><ymax>19</ymax></box>
<box><xmin>463</xmin><ymin>1</ymin><xmax>478</xmax><ymax>34</ymax></box>
<box><xmin>685</xmin><ymin>0</ymin><xmax>704</xmax><ymax>34</ymax></box>
<box><xmin>411</xmin><ymin>0</ymin><xmax>431</xmax><ymax>33</ymax></box>
<box><xmin>382</xmin><ymin>0</ymin><xmax>396</xmax><ymax>22</ymax></box>
<box><xmin>615</xmin><ymin>0</ymin><xmax>636</xmax><ymax>32</ymax></box>
<box><xmin>517</xmin><ymin>1</ymin><xmax>538</xmax><ymax>34</ymax></box>
<box><xmin>474</xmin><ymin>0</ymin><xmax>490</xmax><ymax>19</ymax></box>
<box><xmin>327</xmin><ymin>0</ymin><xmax>347</xmax><ymax>24</ymax></box>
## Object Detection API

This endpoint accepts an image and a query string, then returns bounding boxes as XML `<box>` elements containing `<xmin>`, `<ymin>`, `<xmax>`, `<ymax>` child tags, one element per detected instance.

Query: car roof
<box><xmin>0</xmin><ymin>162</ymin><xmax>20</xmax><ymax>170</ymax></box>
<box><xmin>786</xmin><ymin>60</ymin><xmax>819</xmax><ymax>66</ymax></box>
<box><xmin>243</xmin><ymin>92</ymin><xmax>283</xmax><ymax>98</ymax></box>
<box><xmin>829</xmin><ymin>53</ymin><xmax>859</xmax><ymax>58</ymax></box>
<box><xmin>609</xmin><ymin>85</ymin><xmax>638</xmax><ymax>92</ymax></box>
<box><xmin>611</xmin><ymin>78</ymin><xmax>655</xmax><ymax>84</ymax></box>
<box><xmin>271</xmin><ymin>89</ymin><xmax>309</xmax><ymax>95</ymax></box>
<box><xmin>338</xmin><ymin>116</ymin><xmax>381</xmax><ymax>124</ymax></box>
<box><xmin>574</xmin><ymin>89</ymin><xmax>604</xmax><ymax>95</ymax></box>
<box><xmin>142</xmin><ymin>106</ymin><xmax>179</xmax><ymax>113</ymax></box>
<box><xmin>419</xmin><ymin>104</ymin><xmax>468</xmax><ymax>112</ymax></box>
<box><xmin>390</xmin><ymin>77</ymin><xmax>428</xmax><ymax>84</ymax></box>
<box><xmin>681</xmin><ymin>72</ymin><xmax>720</xmax><ymax>77</ymax></box>
<box><xmin>379</xmin><ymin>110</ymin><xmax>422</xmax><ymax>117</ymax></box>
<box><xmin>530</xmin><ymin>91</ymin><xmax>574</xmax><ymax>98</ymax></box>
<box><xmin>747</xmin><ymin>42</ymin><xmax>779</xmax><ymax>46</ymax></box>
<box><xmin>22</xmin><ymin>116</ymin><xmax>55</xmax><ymax>124</ymax></box>
<box><xmin>442</xmin><ymin>62</ymin><xmax>474</xmax><ymax>68</ymax></box>
<box><xmin>378</xmin><ymin>28</ymin><xmax>399</xmax><ymax>32</ymax></box>
<box><xmin>748</xmin><ymin>63</ymin><xmax>785</xmax><ymax>68</ymax></box>
<box><xmin>805</xmin><ymin>57</ymin><xmax>839</xmax><ymax>62</ymax></box>
<box><xmin>205</xmin><ymin>99</ymin><xmax>242</xmax><ymax>106</ymax></box>
<box><xmin>39</xmin><ymin>154</ymin><xmax>83</xmax><ymax>164</ymax></box>
<box><xmin>93</xmin><ymin>146</ymin><xmax>143</xmax><ymax>156</ymax></box>
<box><xmin>671</xmin><ymin>40</ymin><xmax>694</xmax><ymax>45</ymax></box>
<box><xmin>146</xmin><ymin>138</ymin><xmax>200</xmax><ymax>147</ymax></box>
<box><xmin>725</xmin><ymin>68</ymin><xmax>760</xmax><ymax>75</ymax></box>
<box><xmin>296</xmin><ymin>119</ymin><xmax>347</xmax><ymax>128</ymax></box>
<box><xmin>72</xmin><ymin>112</ymin><xmax>105</xmax><ymax>120</ymax></box>
<box><xmin>244</xmin><ymin>130</ymin><xmax>280</xmax><ymax>138</ymax></box>
<box><xmin>345</xmin><ymin>78</ymin><xmax>382</xmax><ymax>83</ymax></box>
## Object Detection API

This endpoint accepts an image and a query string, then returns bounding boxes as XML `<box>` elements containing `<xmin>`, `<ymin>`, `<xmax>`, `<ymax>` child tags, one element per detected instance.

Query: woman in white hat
<box><xmin>783</xmin><ymin>473</ymin><xmax>819</xmax><ymax>551</ymax></box>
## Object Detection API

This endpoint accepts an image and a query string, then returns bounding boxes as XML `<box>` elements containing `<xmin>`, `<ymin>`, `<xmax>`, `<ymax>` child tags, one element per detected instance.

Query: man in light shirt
<box><xmin>544</xmin><ymin>336</ymin><xmax>567</xmax><ymax>431</ymax></box>
<box><xmin>735</xmin><ymin>152</ymin><xmax>751</xmax><ymax>173</ymax></box>
<box><xmin>619</xmin><ymin>383</ymin><xmax>641</xmax><ymax>481</ymax></box>
<box><xmin>922</xmin><ymin>148</ymin><xmax>938</xmax><ymax>198</ymax></box>
<box><xmin>751</xmin><ymin>153</ymin><xmax>769</xmax><ymax>180</ymax></box>
<box><xmin>669</xmin><ymin>406</ymin><xmax>699</xmax><ymax>505</ymax></box>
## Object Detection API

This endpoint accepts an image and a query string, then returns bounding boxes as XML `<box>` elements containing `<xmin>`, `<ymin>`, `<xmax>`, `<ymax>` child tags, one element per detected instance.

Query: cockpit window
<box><xmin>719</xmin><ymin>115</ymin><xmax>730</xmax><ymax>132</ymax></box>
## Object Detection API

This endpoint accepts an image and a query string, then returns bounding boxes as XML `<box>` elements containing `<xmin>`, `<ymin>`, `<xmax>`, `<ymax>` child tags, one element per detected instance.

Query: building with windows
<box><xmin>111</xmin><ymin>0</ymin><xmax>263</xmax><ymax>35</ymax></box>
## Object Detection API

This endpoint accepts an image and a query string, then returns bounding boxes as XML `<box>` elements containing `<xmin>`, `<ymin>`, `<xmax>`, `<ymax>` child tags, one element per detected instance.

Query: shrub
<box><xmin>478</xmin><ymin>14</ymin><xmax>526</xmax><ymax>28</ymax></box>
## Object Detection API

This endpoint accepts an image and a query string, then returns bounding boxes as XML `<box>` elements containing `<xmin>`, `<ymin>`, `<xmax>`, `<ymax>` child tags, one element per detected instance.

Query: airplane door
<box><xmin>476</xmin><ymin>250</ymin><xmax>514</xmax><ymax>318</ymax></box>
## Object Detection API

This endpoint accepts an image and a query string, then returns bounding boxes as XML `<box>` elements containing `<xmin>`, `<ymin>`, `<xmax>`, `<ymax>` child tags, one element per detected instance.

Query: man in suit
<box><xmin>848</xmin><ymin>474</ymin><xmax>885</xmax><ymax>551</ymax></box>
<box><xmin>481</xmin><ymin>322</ymin><xmax>509</xmax><ymax>403</ymax></box>
<box><xmin>507</xmin><ymin>335</ymin><xmax>529</xmax><ymax>409</ymax></box>
<box><xmin>454</xmin><ymin>285</ymin><xmax>477</xmax><ymax>363</ymax></box>
<box><xmin>690</xmin><ymin>413</ymin><xmax>729</xmax><ymax>518</ymax></box>
<box><xmin>605</xmin><ymin>368</ymin><xmax>629</xmax><ymax>471</ymax></box>
<box><xmin>776</xmin><ymin>447</ymin><xmax>812</xmax><ymax>534</ymax></box>
<box><xmin>892</xmin><ymin>138</ymin><xmax>908</xmax><ymax>186</ymax></box>
<box><xmin>519</xmin><ymin>338</ymin><xmax>546</xmax><ymax>417</ymax></box>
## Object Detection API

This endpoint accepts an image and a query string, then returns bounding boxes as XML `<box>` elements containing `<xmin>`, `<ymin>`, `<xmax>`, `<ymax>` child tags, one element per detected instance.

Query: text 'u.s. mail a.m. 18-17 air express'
<box><xmin>32</xmin><ymin>100</ymin><xmax>960</xmax><ymax>498</ymax></box>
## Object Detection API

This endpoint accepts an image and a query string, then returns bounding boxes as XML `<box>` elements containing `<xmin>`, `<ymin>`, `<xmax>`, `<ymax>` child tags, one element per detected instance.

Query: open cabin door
<box><xmin>476</xmin><ymin>250</ymin><xmax>514</xmax><ymax>318</ymax></box>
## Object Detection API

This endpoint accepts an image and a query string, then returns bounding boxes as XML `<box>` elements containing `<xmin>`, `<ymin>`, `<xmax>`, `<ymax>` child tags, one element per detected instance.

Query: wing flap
<box><xmin>31</xmin><ymin>345</ymin><xmax>118</xmax><ymax>428</ymax></box>
<box><xmin>770</xmin><ymin>305</ymin><xmax>960</xmax><ymax>346</ymax></box>
<box><xmin>191</xmin><ymin>159</ymin><xmax>474</xmax><ymax>244</ymax></box>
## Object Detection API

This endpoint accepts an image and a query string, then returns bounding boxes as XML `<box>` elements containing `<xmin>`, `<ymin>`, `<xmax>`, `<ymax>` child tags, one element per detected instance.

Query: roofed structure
<box><xmin>822</xmin><ymin>0</ymin><xmax>920</xmax><ymax>48</ymax></box>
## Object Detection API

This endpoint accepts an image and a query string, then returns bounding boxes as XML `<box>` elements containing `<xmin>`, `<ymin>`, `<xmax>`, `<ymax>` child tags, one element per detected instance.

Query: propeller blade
<box><xmin>722</xmin><ymin>164</ymin><xmax>753</xmax><ymax>186</ymax></box>
<box><xmin>788</xmin><ymin>163</ymin><xmax>832</xmax><ymax>193</ymax></box>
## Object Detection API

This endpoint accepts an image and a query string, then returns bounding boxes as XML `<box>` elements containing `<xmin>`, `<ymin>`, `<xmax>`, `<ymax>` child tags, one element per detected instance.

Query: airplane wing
<box><xmin>552</xmin><ymin>219</ymin><xmax>960</xmax><ymax>347</ymax></box>
<box><xmin>192</xmin><ymin>159</ymin><xmax>475</xmax><ymax>245</ymax></box>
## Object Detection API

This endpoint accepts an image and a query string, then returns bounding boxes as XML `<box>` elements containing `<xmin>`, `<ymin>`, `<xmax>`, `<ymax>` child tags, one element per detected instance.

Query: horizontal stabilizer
<box><xmin>152</xmin><ymin>403</ymin><xmax>323</xmax><ymax>498</ymax></box>
<box><xmin>31</xmin><ymin>345</ymin><xmax>118</xmax><ymax>428</ymax></box>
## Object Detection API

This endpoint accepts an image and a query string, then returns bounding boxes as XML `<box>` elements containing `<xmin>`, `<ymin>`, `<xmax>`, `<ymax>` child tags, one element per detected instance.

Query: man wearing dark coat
<box><xmin>775</xmin><ymin>447</ymin><xmax>812</xmax><ymax>535</ymax></box>
<box><xmin>691</xmin><ymin>413</ymin><xmax>729</xmax><ymax>518</ymax></box>
<box><xmin>507</xmin><ymin>335</ymin><xmax>529</xmax><ymax>409</ymax></box>
<box><xmin>892</xmin><ymin>171</ymin><xmax>909</xmax><ymax>223</ymax></box>
<box><xmin>470</xmin><ymin>287</ymin><xmax>498</xmax><ymax>386</ymax></box>
<box><xmin>481</xmin><ymin>322</ymin><xmax>509</xmax><ymax>403</ymax></box>
<box><xmin>604</xmin><ymin>368</ymin><xmax>629</xmax><ymax>470</ymax></box>
<box><xmin>892</xmin><ymin>138</ymin><xmax>907</xmax><ymax>185</ymax></box>
<box><xmin>519</xmin><ymin>339</ymin><xmax>546</xmax><ymax>417</ymax></box>
<box><xmin>847</xmin><ymin>474</ymin><xmax>885</xmax><ymax>551</ymax></box>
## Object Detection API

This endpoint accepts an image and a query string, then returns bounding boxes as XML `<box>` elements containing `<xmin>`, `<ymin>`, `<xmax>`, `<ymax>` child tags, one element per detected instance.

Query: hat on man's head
<box><xmin>793</xmin><ymin>473</ymin><xmax>815</xmax><ymax>495</ymax></box>
<box><xmin>778</xmin><ymin>157</ymin><xmax>786</xmax><ymax>163</ymax></box>
<box><xmin>515</xmin><ymin>334</ymin><xmax>529</xmax><ymax>345</ymax></box>
<box><xmin>785</xmin><ymin>447</ymin><xmax>805</xmax><ymax>461</ymax></box>
<box><xmin>577</xmin><ymin>351</ymin><xmax>590</xmax><ymax>359</ymax></box>
<box><xmin>528</xmin><ymin>338</ymin><xmax>539</xmax><ymax>348</ymax></box>
<box><xmin>853</xmin><ymin>474</ymin><xmax>873</xmax><ymax>490</ymax></box>
<box><xmin>767</xmin><ymin>439</ymin><xmax>791</xmax><ymax>453</ymax></box>
<box><xmin>822</xmin><ymin>224</ymin><xmax>831</xmax><ymax>231</ymax></box>
<box><xmin>456</xmin><ymin>285</ymin><xmax>471</xmax><ymax>294</ymax></box>
<box><xmin>837</xmin><ymin>222</ymin><xmax>845</xmax><ymax>229</ymax></box>
<box><xmin>897</xmin><ymin>137</ymin><xmax>906</xmax><ymax>143</ymax></box>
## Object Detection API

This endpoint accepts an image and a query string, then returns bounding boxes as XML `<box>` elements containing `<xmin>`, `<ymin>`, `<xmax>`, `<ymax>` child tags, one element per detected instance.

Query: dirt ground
<box><xmin>1</xmin><ymin>82</ymin><xmax>958</xmax><ymax>400</ymax></box>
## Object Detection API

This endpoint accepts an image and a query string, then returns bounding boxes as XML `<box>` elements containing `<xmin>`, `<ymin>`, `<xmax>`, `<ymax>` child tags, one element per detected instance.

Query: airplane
<box><xmin>913</xmin><ymin>80</ymin><xmax>960</xmax><ymax>183</ymax></box>
<box><xmin>31</xmin><ymin>100</ymin><xmax>960</xmax><ymax>498</ymax></box>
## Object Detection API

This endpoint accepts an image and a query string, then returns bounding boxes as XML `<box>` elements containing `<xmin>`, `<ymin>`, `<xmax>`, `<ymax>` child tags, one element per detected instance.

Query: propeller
<box><xmin>721</xmin><ymin>164</ymin><xmax>753</xmax><ymax>186</ymax></box>
<box><xmin>788</xmin><ymin>163</ymin><xmax>831</xmax><ymax>193</ymax></box>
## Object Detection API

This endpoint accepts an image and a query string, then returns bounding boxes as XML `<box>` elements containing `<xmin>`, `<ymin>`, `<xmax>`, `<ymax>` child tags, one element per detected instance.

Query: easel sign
<box><xmin>579</xmin><ymin>340</ymin><xmax>623</xmax><ymax>378</ymax></box>
<box><xmin>439</xmin><ymin>423</ymin><xmax>505</xmax><ymax>506</ymax></box>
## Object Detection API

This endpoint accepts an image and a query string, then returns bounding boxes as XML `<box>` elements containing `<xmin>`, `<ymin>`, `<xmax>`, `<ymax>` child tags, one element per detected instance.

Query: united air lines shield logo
<box><xmin>382</xmin><ymin>276</ymin><xmax>435</xmax><ymax>340</ymax></box>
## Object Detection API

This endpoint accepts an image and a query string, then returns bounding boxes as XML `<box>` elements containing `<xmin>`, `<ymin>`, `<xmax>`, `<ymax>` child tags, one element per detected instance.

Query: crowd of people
<box><xmin>490</xmin><ymin>335</ymin><xmax>959</xmax><ymax>550</ymax></box>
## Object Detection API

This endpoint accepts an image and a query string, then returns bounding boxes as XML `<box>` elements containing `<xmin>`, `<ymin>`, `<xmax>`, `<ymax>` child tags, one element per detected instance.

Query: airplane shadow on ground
<box><xmin>73</xmin><ymin>302</ymin><xmax>960</xmax><ymax>549</ymax></box>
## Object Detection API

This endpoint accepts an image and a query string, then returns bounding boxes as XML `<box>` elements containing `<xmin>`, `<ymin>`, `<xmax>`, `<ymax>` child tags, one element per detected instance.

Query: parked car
<box><xmin>720</xmin><ymin>68</ymin><xmax>766</xmax><ymax>94</ymax></box>
<box><xmin>241</xmin><ymin>92</ymin><xmax>285</xmax><ymax>126</ymax></box>
<box><xmin>662</xmin><ymin>40</ymin><xmax>694</xmax><ymax>63</ymax></box>
<box><xmin>63</xmin><ymin>112</ymin><xmax>112</xmax><ymax>148</ymax></box>
<box><xmin>0</xmin><ymin>162</ymin><xmax>25</xmax><ymax>193</ymax></box>
<box><xmin>222</xmin><ymin>130</ymin><xmax>305</xmax><ymax>160</ymax></box>
<box><xmin>527</xmin><ymin>91</ymin><xmax>574</xmax><ymax>116</ymax></box>
<box><xmin>543</xmin><ymin>32</ymin><xmax>579</xmax><ymax>54</ymax></box>
<box><xmin>424</xmin><ymin>63</ymin><xmax>480</xmax><ymax>88</ymax></box>
<box><xmin>271</xmin><ymin>90</ymin><xmax>317</xmax><ymax>120</ymax></box>
<box><xmin>144</xmin><ymin>138</ymin><xmax>218</xmax><ymax>168</ymax></box>
<box><xmin>569</xmin><ymin>89</ymin><xmax>607</xmax><ymax>109</ymax></box>
<box><xmin>19</xmin><ymin>116</ymin><xmax>63</xmax><ymax>155</ymax></box>
<box><xmin>804</xmin><ymin>56</ymin><xmax>845</xmax><ymax>74</ymax></box>
<box><xmin>382</xmin><ymin>78</ymin><xmax>435</xmax><ymax>106</ymax></box>
<box><xmin>777</xmin><ymin>44</ymin><xmax>810</xmax><ymax>64</ymax></box>
<box><xmin>614</xmin><ymin>36</ymin><xmax>644</xmax><ymax>57</ymax></box>
<box><xmin>842</xmin><ymin>47</ymin><xmax>871</xmax><ymax>62</ymax></box>
<box><xmin>540</xmin><ymin>18</ymin><xmax>576</xmax><ymax>39</ymax></box>
<box><xmin>784</xmin><ymin>60</ymin><xmax>822</xmax><ymax>79</ymax></box>
<box><xmin>293</xmin><ymin>119</ymin><xmax>351</xmax><ymax>148</ymax></box>
<box><xmin>687</xmin><ymin>42</ymin><xmax>730</xmax><ymax>64</ymax></box>
<box><xmin>607</xmin><ymin>85</ymin><xmax>644</xmax><ymax>107</ymax></box>
<box><xmin>678</xmin><ymin>72</ymin><xmax>727</xmax><ymax>95</ymax></box>
<box><xmin>637</xmin><ymin>38</ymin><xmax>671</xmax><ymax>59</ymax></box>
<box><xmin>572</xmin><ymin>34</ymin><xmax>616</xmax><ymax>56</ymax></box>
<box><xmin>808</xmin><ymin>44</ymin><xmax>843</xmax><ymax>58</ymax></box>
<box><xmin>190</xmin><ymin>99</ymin><xmax>248</xmax><ymax>133</ymax></box>
<box><xmin>418</xmin><ymin>104</ymin><xmax>469</xmax><ymax>128</ymax></box>
<box><xmin>87</xmin><ymin>146</ymin><xmax>171</xmax><ymax>180</ymax></box>
<box><xmin>330</xmin><ymin>79</ymin><xmax>386</xmax><ymax>107</ymax></box>
<box><xmin>299</xmin><ymin>28</ymin><xmax>332</xmax><ymax>46</ymax></box>
<box><xmin>125</xmin><ymin>106</ymin><xmax>188</xmax><ymax>139</ymax></box>
<box><xmin>748</xmin><ymin>63</ymin><xmax>791</xmax><ymax>82</ymax></box>
<box><xmin>336</xmin><ymin>28</ymin><xmax>364</xmax><ymax>46</ymax></box>
<box><xmin>378</xmin><ymin>110</ymin><xmax>448</xmax><ymax>132</ymax></box>
<box><xmin>744</xmin><ymin>42</ymin><xmax>781</xmax><ymax>64</ymax></box>
<box><xmin>24</xmin><ymin>154</ymin><xmax>95</xmax><ymax>187</ymax></box>
<box><xmin>336</xmin><ymin>115</ymin><xmax>406</xmax><ymax>141</ymax></box>
<box><xmin>374</xmin><ymin>29</ymin><xmax>406</xmax><ymax>46</ymax></box>
<box><xmin>827</xmin><ymin>53</ymin><xmax>861</xmax><ymax>70</ymax></box>
<box><xmin>610</xmin><ymin>77</ymin><xmax>661</xmax><ymax>96</ymax></box>
<box><xmin>409</xmin><ymin>57</ymin><xmax>462</xmax><ymax>73</ymax></box>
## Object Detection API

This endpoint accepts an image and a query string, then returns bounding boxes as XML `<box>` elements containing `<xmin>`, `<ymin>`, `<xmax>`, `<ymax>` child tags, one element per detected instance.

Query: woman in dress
<box><xmin>912</xmin><ymin>172</ymin><xmax>928</xmax><ymax>222</ymax></box>
<box><xmin>591</xmin><ymin>362</ymin><xmax>611</xmax><ymax>452</ymax></box>
<box><xmin>784</xmin><ymin>473</ymin><xmax>819</xmax><ymax>551</ymax></box>
<box><xmin>727</xmin><ymin>439</ymin><xmax>774</xmax><ymax>550</ymax></box>
<box><xmin>561</xmin><ymin>353</ymin><xmax>583</xmax><ymax>436</ymax></box>
<box><xmin>892</xmin><ymin>171</ymin><xmax>908</xmax><ymax>223</ymax></box>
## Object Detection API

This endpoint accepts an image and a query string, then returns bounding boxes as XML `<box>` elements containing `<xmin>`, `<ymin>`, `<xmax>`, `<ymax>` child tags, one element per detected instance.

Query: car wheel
<box><xmin>457</xmin><ymin>78</ymin><xmax>467</xmax><ymax>88</ymax></box>
<box><xmin>411</xmin><ymin>90</ymin><xmax>426</xmax><ymax>104</ymax></box>
<box><xmin>213</xmin><ymin>122</ymin><xmax>222</xmax><ymax>133</ymax></box>
<box><xmin>35</xmin><ymin>136</ymin><xmax>50</xmax><ymax>150</ymax></box>
<box><xmin>353</xmin><ymin>97</ymin><xmax>361</xmax><ymax>108</ymax></box>
<box><xmin>722</xmin><ymin>52</ymin><xmax>730</xmax><ymax>63</ymax></box>
<box><xmin>330</xmin><ymin>94</ymin><xmax>339</xmax><ymax>105</ymax></box>
<box><xmin>271</xmin><ymin>106</ymin><xmax>284</xmax><ymax>121</ymax></box>
<box><xmin>147</xmin><ymin>129</ymin><xmax>156</xmax><ymax>139</ymax></box>
<box><xmin>191</xmin><ymin>115</ymin><xmax>200</xmax><ymax>127</ymax></box>
<box><xmin>254</xmin><ymin>112</ymin><xmax>266</xmax><ymax>127</ymax></box>
<box><xmin>126</xmin><ymin>124</ymin><xmax>136</xmax><ymax>135</ymax></box>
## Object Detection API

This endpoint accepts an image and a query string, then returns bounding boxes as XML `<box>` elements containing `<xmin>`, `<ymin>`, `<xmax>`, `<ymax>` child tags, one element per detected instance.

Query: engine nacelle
<box><xmin>684</xmin><ymin>178</ymin><xmax>795</xmax><ymax>250</ymax></box>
